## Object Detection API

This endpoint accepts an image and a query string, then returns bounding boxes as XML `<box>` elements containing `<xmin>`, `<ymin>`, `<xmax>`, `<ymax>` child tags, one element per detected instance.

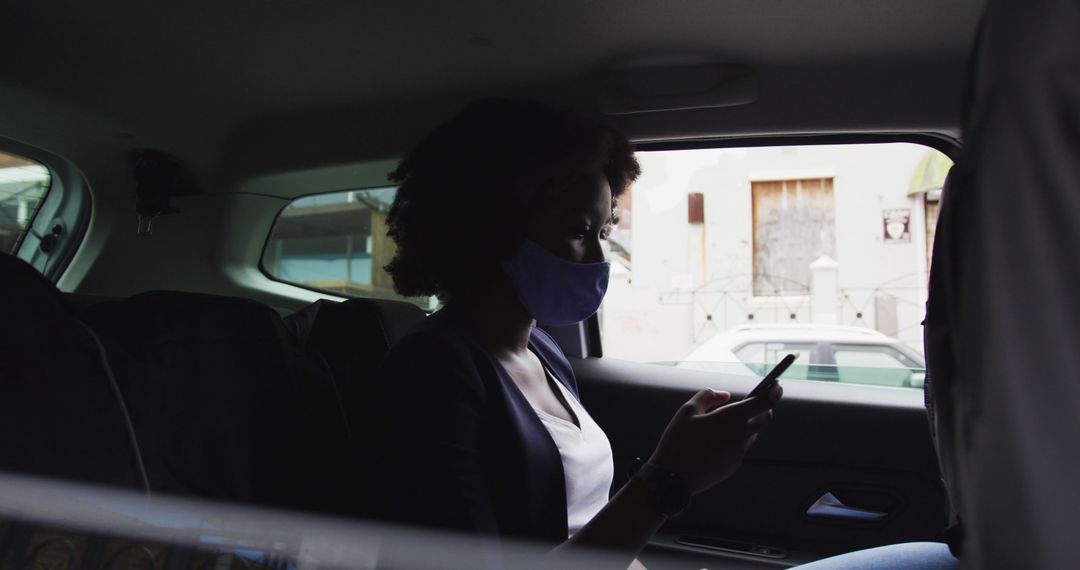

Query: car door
<box><xmin>568</xmin><ymin>140</ymin><xmax>949</xmax><ymax>568</ymax></box>
<box><xmin>574</xmin><ymin>357</ymin><xmax>943</xmax><ymax>569</ymax></box>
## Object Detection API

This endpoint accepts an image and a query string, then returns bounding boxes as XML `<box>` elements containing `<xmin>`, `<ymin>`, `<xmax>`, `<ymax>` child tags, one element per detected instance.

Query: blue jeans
<box><xmin>796</xmin><ymin>542</ymin><xmax>957</xmax><ymax>569</ymax></box>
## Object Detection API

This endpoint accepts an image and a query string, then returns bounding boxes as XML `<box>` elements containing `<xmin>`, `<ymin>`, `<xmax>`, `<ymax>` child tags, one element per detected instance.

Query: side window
<box><xmin>832</xmin><ymin>344</ymin><xmax>922</xmax><ymax>387</ymax></box>
<box><xmin>733</xmin><ymin>343</ymin><xmax>767</xmax><ymax>366</ymax></box>
<box><xmin>601</xmin><ymin>142</ymin><xmax>946</xmax><ymax>390</ymax></box>
<box><xmin>1</xmin><ymin>150</ymin><xmax>51</xmax><ymax>255</ymax></box>
<box><xmin>733</xmin><ymin>342</ymin><xmax>815</xmax><ymax>376</ymax></box>
<box><xmin>0</xmin><ymin>143</ymin><xmax>87</xmax><ymax>280</ymax></box>
<box><xmin>261</xmin><ymin>187</ymin><xmax>436</xmax><ymax>309</ymax></box>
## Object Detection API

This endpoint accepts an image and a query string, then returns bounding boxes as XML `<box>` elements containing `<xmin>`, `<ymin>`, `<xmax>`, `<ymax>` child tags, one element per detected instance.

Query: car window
<box><xmin>601</xmin><ymin>142</ymin><xmax>945</xmax><ymax>390</ymax></box>
<box><xmin>261</xmin><ymin>187</ymin><xmax>437</xmax><ymax>309</ymax></box>
<box><xmin>734</xmin><ymin>342</ymin><xmax>815</xmax><ymax>376</ymax></box>
<box><xmin>832</xmin><ymin>344</ymin><xmax>922</xmax><ymax>387</ymax></box>
<box><xmin>0</xmin><ymin>150</ymin><xmax>51</xmax><ymax>255</ymax></box>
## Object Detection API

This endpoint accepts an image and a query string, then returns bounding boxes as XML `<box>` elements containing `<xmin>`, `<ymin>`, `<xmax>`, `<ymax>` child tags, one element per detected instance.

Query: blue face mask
<box><xmin>501</xmin><ymin>239</ymin><xmax>610</xmax><ymax>326</ymax></box>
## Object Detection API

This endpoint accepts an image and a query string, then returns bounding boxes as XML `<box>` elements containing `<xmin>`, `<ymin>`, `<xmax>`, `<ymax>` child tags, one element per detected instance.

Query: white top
<box><xmin>530</xmin><ymin>373</ymin><xmax>615</xmax><ymax>537</ymax></box>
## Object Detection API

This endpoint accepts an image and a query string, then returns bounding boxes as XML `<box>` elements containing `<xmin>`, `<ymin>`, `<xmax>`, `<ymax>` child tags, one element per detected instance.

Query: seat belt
<box><xmin>74</xmin><ymin>319</ymin><xmax>152</xmax><ymax>497</ymax></box>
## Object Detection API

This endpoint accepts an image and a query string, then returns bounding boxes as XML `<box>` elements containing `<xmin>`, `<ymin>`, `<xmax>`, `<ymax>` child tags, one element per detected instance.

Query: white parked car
<box><xmin>677</xmin><ymin>324</ymin><xmax>927</xmax><ymax>388</ymax></box>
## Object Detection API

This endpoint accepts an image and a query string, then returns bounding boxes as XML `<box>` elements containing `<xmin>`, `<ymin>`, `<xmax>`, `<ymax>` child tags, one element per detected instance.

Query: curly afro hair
<box><xmin>384</xmin><ymin>98</ymin><xmax>640</xmax><ymax>301</ymax></box>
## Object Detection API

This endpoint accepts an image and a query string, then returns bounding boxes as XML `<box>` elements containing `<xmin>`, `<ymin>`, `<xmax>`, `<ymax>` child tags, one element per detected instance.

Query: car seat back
<box><xmin>0</xmin><ymin>253</ymin><xmax>148</xmax><ymax>492</ymax></box>
<box><xmin>286</xmin><ymin>298</ymin><xmax>427</xmax><ymax>435</ymax></box>
<box><xmin>924</xmin><ymin>0</ymin><xmax>1080</xmax><ymax>566</ymax></box>
<box><xmin>82</xmin><ymin>291</ymin><xmax>356</xmax><ymax>514</ymax></box>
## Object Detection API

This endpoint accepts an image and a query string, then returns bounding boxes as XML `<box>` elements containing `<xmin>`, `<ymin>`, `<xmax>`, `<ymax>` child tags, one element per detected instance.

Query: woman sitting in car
<box><xmin>365</xmin><ymin>98</ymin><xmax>953</xmax><ymax>570</ymax></box>
<box><xmin>363</xmin><ymin>98</ymin><xmax>777</xmax><ymax>567</ymax></box>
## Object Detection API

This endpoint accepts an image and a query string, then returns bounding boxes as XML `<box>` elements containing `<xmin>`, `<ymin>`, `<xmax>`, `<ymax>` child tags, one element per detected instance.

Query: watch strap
<box><xmin>631</xmin><ymin>458</ymin><xmax>691</xmax><ymax>516</ymax></box>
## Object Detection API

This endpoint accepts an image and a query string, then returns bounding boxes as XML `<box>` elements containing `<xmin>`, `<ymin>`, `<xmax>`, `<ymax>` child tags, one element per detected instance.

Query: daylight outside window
<box><xmin>600</xmin><ymin>143</ymin><xmax>950</xmax><ymax>390</ymax></box>
<box><xmin>262</xmin><ymin>144</ymin><xmax>948</xmax><ymax>391</ymax></box>
<box><xmin>262</xmin><ymin>187</ymin><xmax>437</xmax><ymax>310</ymax></box>
<box><xmin>0</xmin><ymin>150</ymin><xmax>51</xmax><ymax>255</ymax></box>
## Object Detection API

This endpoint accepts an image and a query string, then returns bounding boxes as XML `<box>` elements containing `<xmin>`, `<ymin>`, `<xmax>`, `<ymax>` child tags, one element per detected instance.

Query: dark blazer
<box><xmin>365</xmin><ymin>304</ymin><xmax>579</xmax><ymax>544</ymax></box>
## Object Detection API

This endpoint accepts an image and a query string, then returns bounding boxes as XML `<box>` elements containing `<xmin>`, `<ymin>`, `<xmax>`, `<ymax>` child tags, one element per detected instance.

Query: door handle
<box><xmin>806</xmin><ymin>492</ymin><xmax>888</xmax><ymax>521</ymax></box>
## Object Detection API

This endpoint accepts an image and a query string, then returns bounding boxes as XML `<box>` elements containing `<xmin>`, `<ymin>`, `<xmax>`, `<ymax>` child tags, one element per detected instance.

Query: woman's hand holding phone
<box><xmin>647</xmin><ymin>357</ymin><xmax>790</xmax><ymax>494</ymax></box>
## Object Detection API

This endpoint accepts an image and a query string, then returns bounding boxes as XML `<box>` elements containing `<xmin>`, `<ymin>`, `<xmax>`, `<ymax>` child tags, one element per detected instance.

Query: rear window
<box><xmin>261</xmin><ymin>187</ymin><xmax>437</xmax><ymax>309</ymax></box>
<box><xmin>0</xmin><ymin>150</ymin><xmax>51</xmax><ymax>255</ymax></box>
<box><xmin>603</xmin><ymin>142</ymin><xmax>948</xmax><ymax>390</ymax></box>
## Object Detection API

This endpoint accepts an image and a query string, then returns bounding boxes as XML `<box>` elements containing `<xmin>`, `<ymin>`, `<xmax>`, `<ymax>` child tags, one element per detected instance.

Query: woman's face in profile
<box><xmin>525</xmin><ymin>170</ymin><xmax>612</xmax><ymax>265</ymax></box>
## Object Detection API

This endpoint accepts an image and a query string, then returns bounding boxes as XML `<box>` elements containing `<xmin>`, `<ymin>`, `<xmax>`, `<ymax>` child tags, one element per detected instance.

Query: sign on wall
<box><xmin>883</xmin><ymin>208</ymin><xmax>911</xmax><ymax>243</ymax></box>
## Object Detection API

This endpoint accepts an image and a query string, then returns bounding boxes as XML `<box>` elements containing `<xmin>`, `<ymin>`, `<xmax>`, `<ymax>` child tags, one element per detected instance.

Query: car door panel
<box><xmin>571</xmin><ymin>357</ymin><xmax>947</xmax><ymax>567</ymax></box>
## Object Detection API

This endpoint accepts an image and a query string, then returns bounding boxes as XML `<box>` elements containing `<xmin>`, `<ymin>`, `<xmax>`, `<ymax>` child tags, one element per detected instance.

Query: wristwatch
<box><xmin>630</xmin><ymin>458</ymin><xmax>691</xmax><ymax>517</ymax></box>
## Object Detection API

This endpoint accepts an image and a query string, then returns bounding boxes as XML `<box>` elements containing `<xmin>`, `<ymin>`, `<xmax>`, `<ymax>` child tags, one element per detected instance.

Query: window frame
<box><xmin>586</xmin><ymin>132</ymin><xmax>961</xmax><ymax>359</ymax></box>
<box><xmin>257</xmin><ymin>185</ymin><xmax>436</xmax><ymax>308</ymax></box>
<box><xmin>0</xmin><ymin>137</ymin><xmax>91</xmax><ymax>282</ymax></box>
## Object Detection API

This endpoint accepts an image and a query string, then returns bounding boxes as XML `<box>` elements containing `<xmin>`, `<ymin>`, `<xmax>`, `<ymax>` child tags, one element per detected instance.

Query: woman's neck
<box><xmin>454</xmin><ymin>274</ymin><xmax>535</xmax><ymax>358</ymax></box>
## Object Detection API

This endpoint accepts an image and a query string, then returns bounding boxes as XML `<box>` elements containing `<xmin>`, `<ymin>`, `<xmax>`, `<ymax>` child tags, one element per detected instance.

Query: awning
<box><xmin>907</xmin><ymin>150</ymin><xmax>953</xmax><ymax>196</ymax></box>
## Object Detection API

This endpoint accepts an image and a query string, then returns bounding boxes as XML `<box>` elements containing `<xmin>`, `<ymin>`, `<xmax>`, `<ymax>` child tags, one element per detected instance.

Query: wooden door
<box><xmin>751</xmin><ymin>178</ymin><xmax>836</xmax><ymax>295</ymax></box>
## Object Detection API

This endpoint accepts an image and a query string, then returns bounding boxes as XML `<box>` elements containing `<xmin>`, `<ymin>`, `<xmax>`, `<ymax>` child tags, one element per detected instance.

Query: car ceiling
<box><xmin>2</xmin><ymin>0</ymin><xmax>983</xmax><ymax>198</ymax></box>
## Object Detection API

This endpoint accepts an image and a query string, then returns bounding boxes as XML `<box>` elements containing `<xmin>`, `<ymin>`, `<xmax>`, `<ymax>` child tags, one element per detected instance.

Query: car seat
<box><xmin>0</xmin><ymin>253</ymin><xmax>149</xmax><ymax>492</ymax></box>
<box><xmin>923</xmin><ymin>0</ymin><xmax>1080</xmax><ymax>566</ymax></box>
<box><xmin>81</xmin><ymin>290</ymin><xmax>356</xmax><ymax>515</ymax></box>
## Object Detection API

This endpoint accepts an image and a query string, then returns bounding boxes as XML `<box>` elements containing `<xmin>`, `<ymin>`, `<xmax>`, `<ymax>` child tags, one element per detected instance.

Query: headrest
<box><xmin>288</xmin><ymin>297</ymin><xmax>427</xmax><ymax>371</ymax></box>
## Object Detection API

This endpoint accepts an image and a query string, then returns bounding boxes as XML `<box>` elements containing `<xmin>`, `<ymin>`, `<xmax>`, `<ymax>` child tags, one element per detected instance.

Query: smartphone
<box><xmin>744</xmin><ymin>353</ymin><xmax>797</xmax><ymax>400</ymax></box>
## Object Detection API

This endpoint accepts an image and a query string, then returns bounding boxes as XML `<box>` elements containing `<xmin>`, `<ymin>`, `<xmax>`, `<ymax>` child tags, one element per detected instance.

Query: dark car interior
<box><xmin>3</xmin><ymin>0</ymin><xmax>1078</xmax><ymax>568</ymax></box>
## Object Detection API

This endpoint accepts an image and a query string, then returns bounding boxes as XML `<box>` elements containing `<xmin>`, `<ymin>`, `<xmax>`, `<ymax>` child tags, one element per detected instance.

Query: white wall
<box><xmin>602</xmin><ymin>144</ymin><xmax>935</xmax><ymax>363</ymax></box>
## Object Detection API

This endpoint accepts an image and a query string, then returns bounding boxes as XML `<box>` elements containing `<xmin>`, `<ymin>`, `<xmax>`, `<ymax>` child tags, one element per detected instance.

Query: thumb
<box><xmin>677</xmin><ymin>389</ymin><xmax>732</xmax><ymax>418</ymax></box>
<box><xmin>705</xmin><ymin>389</ymin><xmax>777</xmax><ymax>420</ymax></box>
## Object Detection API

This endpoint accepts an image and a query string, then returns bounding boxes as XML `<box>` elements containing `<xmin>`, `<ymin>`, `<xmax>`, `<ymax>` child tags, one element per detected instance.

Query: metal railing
<box><xmin>658</xmin><ymin>272</ymin><xmax>928</xmax><ymax>348</ymax></box>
